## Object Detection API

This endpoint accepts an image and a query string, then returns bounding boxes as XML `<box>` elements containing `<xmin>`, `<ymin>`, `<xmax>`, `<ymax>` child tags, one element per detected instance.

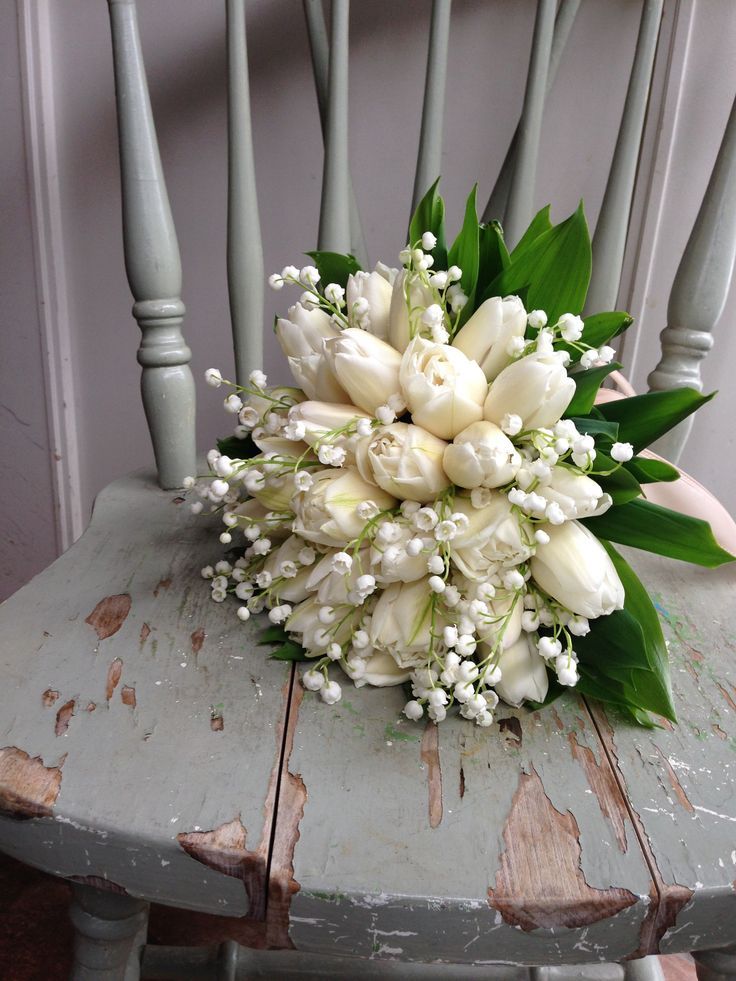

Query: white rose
<box><xmin>530</xmin><ymin>520</ymin><xmax>625</xmax><ymax>618</ymax></box>
<box><xmin>450</xmin><ymin>493</ymin><xmax>533</xmax><ymax>579</ymax></box>
<box><xmin>292</xmin><ymin>468</ymin><xmax>397</xmax><ymax>546</ymax></box>
<box><xmin>443</xmin><ymin>421</ymin><xmax>521</xmax><ymax>489</ymax></box>
<box><xmin>540</xmin><ymin>467</ymin><xmax>613</xmax><ymax>520</ymax></box>
<box><xmin>343</xmin><ymin>649</ymin><xmax>412</xmax><ymax>687</ymax></box>
<box><xmin>370</xmin><ymin>579</ymin><xmax>443</xmax><ymax>668</ymax></box>
<box><xmin>493</xmin><ymin>635</ymin><xmax>550</xmax><ymax>707</ymax></box>
<box><xmin>452</xmin><ymin>295</ymin><xmax>527</xmax><ymax>380</ymax></box>
<box><xmin>355</xmin><ymin>422</ymin><xmax>450</xmax><ymax>503</ymax></box>
<box><xmin>346</xmin><ymin>269</ymin><xmax>394</xmax><ymax>340</ymax></box>
<box><xmin>388</xmin><ymin>269</ymin><xmax>434</xmax><ymax>352</ymax></box>
<box><xmin>323</xmin><ymin>328</ymin><xmax>404</xmax><ymax>414</ymax></box>
<box><xmin>484</xmin><ymin>350</ymin><xmax>575</xmax><ymax>431</ymax></box>
<box><xmin>276</xmin><ymin>304</ymin><xmax>348</xmax><ymax>403</ymax></box>
<box><xmin>399</xmin><ymin>337</ymin><xmax>487</xmax><ymax>440</ymax></box>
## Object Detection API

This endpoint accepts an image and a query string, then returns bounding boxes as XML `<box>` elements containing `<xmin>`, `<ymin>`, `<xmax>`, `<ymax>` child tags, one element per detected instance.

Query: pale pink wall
<box><xmin>0</xmin><ymin>2</ymin><xmax>58</xmax><ymax>600</ymax></box>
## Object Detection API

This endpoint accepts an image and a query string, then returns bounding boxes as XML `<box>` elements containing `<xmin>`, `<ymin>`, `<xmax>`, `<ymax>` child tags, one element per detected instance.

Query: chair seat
<box><xmin>0</xmin><ymin>472</ymin><xmax>734</xmax><ymax>966</ymax></box>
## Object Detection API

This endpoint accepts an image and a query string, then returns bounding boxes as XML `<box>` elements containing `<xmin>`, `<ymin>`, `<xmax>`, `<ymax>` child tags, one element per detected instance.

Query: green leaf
<box><xmin>483</xmin><ymin>202</ymin><xmax>592</xmax><ymax>323</ymax></box>
<box><xmin>583</xmin><ymin>499</ymin><xmax>735</xmax><ymax>567</ymax></box>
<box><xmin>510</xmin><ymin>205</ymin><xmax>552</xmax><ymax>259</ymax></box>
<box><xmin>558</xmin><ymin>311</ymin><xmax>633</xmax><ymax>363</ymax></box>
<box><xmin>269</xmin><ymin>640</ymin><xmax>311</xmax><ymax>662</ymax></box>
<box><xmin>594</xmin><ymin>454</ymin><xmax>643</xmax><ymax>504</ymax></box>
<box><xmin>596</xmin><ymin>388</ymin><xmax>715</xmax><ymax>452</ymax></box>
<box><xmin>477</xmin><ymin>221</ymin><xmax>510</xmax><ymax>298</ymax></box>
<box><xmin>258</xmin><ymin>625</ymin><xmax>289</xmax><ymax>646</ymax></box>
<box><xmin>565</xmin><ymin>363</ymin><xmax>622</xmax><ymax>417</ymax></box>
<box><xmin>305</xmin><ymin>251</ymin><xmax>361</xmax><ymax>290</ymax></box>
<box><xmin>217</xmin><ymin>434</ymin><xmax>258</xmax><ymax>459</ymax></box>
<box><xmin>624</xmin><ymin>455</ymin><xmax>680</xmax><ymax>485</ymax></box>
<box><xmin>568</xmin><ymin>416</ymin><xmax>620</xmax><ymax>442</ymax></box>
<box><xmin>448</xmin><ymin>186</ymin><xmax>480</xmax><ymax>324</ymax></box>
<box><xmin>408</xmin><ymin>177</ymin><xmax>448</xmax><ymax>269</ymax></box>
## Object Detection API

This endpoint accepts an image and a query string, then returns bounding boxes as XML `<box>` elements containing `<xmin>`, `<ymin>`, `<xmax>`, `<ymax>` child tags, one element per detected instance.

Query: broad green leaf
<box><xmin>448</xmin><ymin>186</ymin><xmax>480</xmax><ymax>325</ymax></box>
<box><xmin>568</xmin><ymin>416</ymin><xmax>620</xmax><ymax>442</ymax></box>
<box><xmin>258</xmin><ymin>625</ymin><xmax>289</xmax><ymax>645</ymax></box>
<box><xmin>217</xmin><ymin>434</ymin><xmax>257</xmax><ymax>460</ymax></box>
<box><xmin>558</xmin><ymin>311</ymin><xmax>633</xmax><ymax>363</ymax></box>
<box><xmin>594</xmin><ymin>454</ymin><xmax>643</xmax><ymax>504</ymax></box>
<box><xmin>603</xmin><ymin>542</ymin><xmax>676</xmax><ymax>722</ymax></box>
<box><xmin>408</xmin><ymin>177</ymin><xmax>448</xmax><ymax>269</ymax></box>
<box><xmin>583</xmin><ymin>499</ymin><xmax>735</xmax><ymax>567</ymax></box>
<box><xmin>477</xmin><ymin>221</ymin><xmax>510</xmax><ymax>297</ymax></box>
<box><xmin>624</xmin><ymin>455</ymin><xmax>680</xmax><ymax>484</ymax></box>
<box><xmin>483</xmin><ymin>202</ymin><xmax>592</xmax><ymax>324</ymax></box>
<box><xmin>510</xmin><ymin>205</ymin><xmax>552</xmax><ymax>259</ymax></box>
<box><xmin>565</xmin><ymin>363</ymin><xmax>622</xmax><ymax>417</ymax></box>
<box><xmin>596</xmin><ymin>388</ymin><xmax>715</xmax><ymax>452</ymax></box>
<box><xmin>269</xmin><ymin>640</ymin><xmax>311</xmax><ymax>662</ymax></box>
<box><xmin>305</xmin><ymin>251</ymin><xmax>361</xmax><ymax>290</ymax></box>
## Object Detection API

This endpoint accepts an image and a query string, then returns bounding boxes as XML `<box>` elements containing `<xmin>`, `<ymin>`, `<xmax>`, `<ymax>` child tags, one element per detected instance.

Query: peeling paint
<box><xmin>568</xmin><ymin>731</ymin><xmax>629</xmax><ymax>852</ymax></box>
<box><xmin>153</xmin><ymin>577</ymin><xmax>172</xmax><ymax>598</ymax></box>
<box><xmin>191</xmin><ymin>628</ymin><xmax>206</xmax><ymax>654</ymax></box>
<box><xmin>55</xmin><ymin>699</ymin><xmax>75</xmax><ymax>737</ymax></box>
<box><xmin>42</xmin><ymin>689</ymin><xmax>60</xmax><ymax>708</ymax></box>
<box><xmin>420</xmin><ymin>722</ymin><xmax>443</xmax><ymax>829</ymax></box>
<box><xmin>487</xmin><ymin>766</ymin><xmax>637</xmax><ymax>930</ymax></box>
<box><xmin>85</xmin><ymin>594</ymin><xmax>132</xmax><ymax>641</ymax></box>
<box><xmin>139</xmin><ymin>623</ymin><xmax>151</xmax><ymax>645</ymax></box>
<box><xmin>105</xmin><ymin>658</ymin><xmax>123</xmax><ymax>702</ymax></box>
<box><xmin>121</xmin><ymin>686</ymin><xmax>137</xmax><ymax>708</ymax></box>
<box><xmin>0</xmin><ymin>747</ymin><xmax>64</xmax><ymax>819</ymax></box>
<box><xmin>499</xmin><ymin>716</ymin><xmax>523</xmax><ymax>749</ymax></box>
<box><xmin>655</xmin><ymin>748</ymin><xmax>694</xmax><ymax>813</ymax></box>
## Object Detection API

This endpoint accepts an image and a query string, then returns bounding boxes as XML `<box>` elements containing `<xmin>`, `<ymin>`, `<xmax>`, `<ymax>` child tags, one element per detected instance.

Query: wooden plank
<box><xmin>588</xmin><ymin>548</ymin><xmax>736</xmax><ymax>957</ymax></box>
<box><xmin>0</xmin><ymin>472</ymin><xmax>291</xmax><ymax>934</ymax></box>
<box><xmin>269</xmin><ymin>681</ymin><xmax>655</xmax><ymax>964</ymax></box>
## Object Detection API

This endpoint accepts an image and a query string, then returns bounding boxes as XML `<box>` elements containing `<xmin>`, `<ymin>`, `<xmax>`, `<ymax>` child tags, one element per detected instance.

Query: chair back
<box><xmin>106</xmin><ymin>0</ymin><xmax>736</xmax><ymax>487</ymax></box>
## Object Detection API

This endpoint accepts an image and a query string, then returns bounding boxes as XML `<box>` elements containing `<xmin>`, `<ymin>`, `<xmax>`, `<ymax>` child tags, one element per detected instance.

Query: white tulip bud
<box><xmin>346</xmin><ymin>269</ymin><xmax>394</xmax><ymax>339</ymax></box>
<box><xmin>452</xmin><ymin>296</ymin><xmax>528</xmax><ymax>380</ymax></box>
<box><xmin>484</xmin><ymin>351</ymin><xmax>575</xmax><ymax>431</ymax></box>
<box><xmin>443</xmin><ymin>421</ymin><xmax>521</xmax><ymax>490</ymax></box>
<box><xmin>494</xmin><ymin>636</ymin><xmax>549</xmax><ymax>707</ymax></box>
<box><xmin>355</xmin><ymin>422</ymin><xmax>450</xmax><ymax>504</ymax></box>
<box><xmin>324</xmin><ymin>328</ymin><xmax>404</xmax><ymax>414</ymax></box>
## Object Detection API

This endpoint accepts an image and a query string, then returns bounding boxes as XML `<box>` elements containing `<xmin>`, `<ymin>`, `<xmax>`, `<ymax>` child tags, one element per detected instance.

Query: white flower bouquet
<box><xmin>188</xmin><ymin>184</ymin><xmax>734</xmax><ymax>728</ymax></box>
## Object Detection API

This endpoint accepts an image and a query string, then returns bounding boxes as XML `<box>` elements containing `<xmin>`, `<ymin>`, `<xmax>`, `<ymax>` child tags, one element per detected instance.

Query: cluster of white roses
<box><xmin>189</xmin><ymin>233</ymin><xmax>634</xmax><ymax>727</ymax></box>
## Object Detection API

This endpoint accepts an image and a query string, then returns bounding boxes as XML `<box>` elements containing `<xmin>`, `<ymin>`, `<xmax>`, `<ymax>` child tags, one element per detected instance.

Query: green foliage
<box><xmin>477</xmin><ymin>220</ymin><xmax>510</xmax><ymax>293</ymax></box>
<box><xmin>217</xmin><ymin>434</ymin><xmax>257</xmax><ymax>459</ymax></box>
<box><xmin>257</xmin><ymin>624</ymin><xmax>310</xmax><ymax>662</ymax></box>
<box><xmin>447</xmin><ymin>186</ymin><xmax>480</xmax><ymax>325</ymax></box>
<box><xmin>596</xmin><ymin>388</ymin><xmax>715</xmax><ymax>451</ymax></box>
<box><xmin>509</xmin><ymin>205</ymin><xmax>552</xmax><ymax>259</ymax></box>
<box><xmin>305</xmin><ymin>251</ymin><xmax>362</xmax><ymax>290</ymax></box>
<box><xmin>565</xmin><ymin>363</ymin><xmax>622</xmax><ymax>417</ymax></box>
<box><xmin>482</xmin><ymin>202</ymin><xmax>592</xmax><ymax>323</ymax></box>
<box><xmin>408</xmin><ymin>178</ymin><xmax>448</xmax><ymax>268</ymax></box>
<box><xmin>583</xmin><ymin>499</ymin><xmax>735</xmax><ymax>567</ymax></box>
<box><xmin>624</xmin><ymin>456</ymin><xmax>679</xmax><ymax>484</ymax></box>
<box><xmin>558</xmin><ymin>311</ymin><xmax>632</xmax><ymax>363</ymax></box>
<box><xmin>575</xmin><ymin>543</ymin><xmax>676</xmax><ymax>724</ymax></box>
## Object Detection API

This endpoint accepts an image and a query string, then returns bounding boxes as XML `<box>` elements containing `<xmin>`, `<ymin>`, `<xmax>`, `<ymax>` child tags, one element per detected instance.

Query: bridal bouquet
<box><xmin>188</xmin><ymin>183</ymin><xmax>733</xmax><ymax>728</ymax></box>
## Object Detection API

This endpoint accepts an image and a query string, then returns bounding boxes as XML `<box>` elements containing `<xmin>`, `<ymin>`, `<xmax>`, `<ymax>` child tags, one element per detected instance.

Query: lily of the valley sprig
<box><xmin>187</xmin><ymin>184</ymin><xmax>734</xmax><ymax>730</ymax></box>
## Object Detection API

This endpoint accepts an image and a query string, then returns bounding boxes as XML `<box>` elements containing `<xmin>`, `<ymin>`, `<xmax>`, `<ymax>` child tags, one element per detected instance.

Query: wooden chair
<box><xmin>1</xmin><ymin>1</ymin><xmax>735</xmax><ymax>978</ymax></box>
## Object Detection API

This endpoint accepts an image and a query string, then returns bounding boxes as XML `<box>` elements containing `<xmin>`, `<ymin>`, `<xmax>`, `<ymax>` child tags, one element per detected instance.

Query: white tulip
<box><xmin>399</xmin><ymin>337</ymin><xmax>487</xmax><ymax>440</ymax></box>
<box><xmin>287</xmin><ymin>401</ymin><xmax>372</xmax><ymax>463</ymax></box>
<box><xmin>475</xmin><ymin>592</ymin><xmax>524</xmax><ymax>651</ymax></box>
<box><xmin>292</xmin><ymin>468</ymin><xmax>397</xmax><ymax>546</ymax></box>
<box><xmin>355</xmin><ymin>422</ymin><xmax>450</xmax><ymax>503</ymax></box>
<box><xmin>286</xmin><ymin>596</ymin><xmax>358</xmax><ymax>654</ymax></box>
<box><xmin>443</xmin><ymin>421</ymin><xmax>521</xmax><ymax>489</ymax></box>
<box><xmin>252</xmin><ymin>434</ymin><xmax>313</xmax><ymax>459</ymax></box>
<box><xmin>530</xmin><ymin>520</ymin><xmax>625</xmax><ymax>618</ymax></box>
<box><xmin>540</xmin><ymin>467</ymin><xmax>613</xmax><ymax>520</ymax></box>
<box><xmin>346</xmin><ymin>269</ymin><xmax>394</xmax><ymax>340</ymax></box>
<box><xmin>323</xmin><ymin>328</ymin><xmax>404</xmax><ymax>414</ymax></box>
<box><xmin>388</xmin><ymin>269</ymin><xmax>435</xmax><ymax>352</ymax></box>
<box><xmin>493</xmin><ymin>635</ymin><xmax>549</xmax><ymax>707</ymax></box>
<box><xmin>343</xmin><ymin>649</ymin><xmax>412</xmax><ymax>687</ymax></box>
<box><xmin>484</xmin><ymin>350</ymin><xmax>575</xmax><ymax>431</ymax></box>
<box><xmin>249</xmin><ymin>466</ymin><xmax>300</xmax><ymax>512</ymax></box>
<box><xmin>370</xmin><ymin>579</ymin><xmax>444</xmax><ymax>669</ymax></box>
<box><xmin>369</xmin><ymin>524</ymin><xmax>428</xmax><ymax>584</ymax></box>
<box><xmin>450</xmin><ymin>493</ymin><xmax>533</xmax><ymax>579</ymax></box>
<box><xmin>276</xmin><ymin>303</ymin><xmax>348</xmax><ymax>403</ymax></box>
<box><xmin>261</xmin><ymin>536</ymin><xmax>312</xmax><ymax>603</ymax></box>
<box><xmin>452</xmin><ymin>295</ymin><xmax>528</xmax><ymax>380</ymax></box>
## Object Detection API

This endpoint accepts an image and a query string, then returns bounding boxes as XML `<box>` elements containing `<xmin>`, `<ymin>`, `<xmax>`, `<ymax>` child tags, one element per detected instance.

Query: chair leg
<box><xmin>623</xmin><ymin>957</ymin><xmax>665</xmax><ymax>981</ymax></box>
<box><xmin>693</xmin><ymin>945</ymin><xmax>736</xmax><ymax>981</ymax></box>
<box><xmin>69</xmin><ymin>883</ymin><xmax>149</xmax><ymax>981</ymax></box>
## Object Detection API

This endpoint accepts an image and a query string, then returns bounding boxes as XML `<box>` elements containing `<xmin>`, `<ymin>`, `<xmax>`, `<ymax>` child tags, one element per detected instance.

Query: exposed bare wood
<box><xmin>0</xmin><ymin>747</ymin><xmax>63</xmax><ymax>819</ymax></box>
<box><xmin>85</xmin><ymin>594</ymin><xmax>132</xmax><ymax>641</ymax></box>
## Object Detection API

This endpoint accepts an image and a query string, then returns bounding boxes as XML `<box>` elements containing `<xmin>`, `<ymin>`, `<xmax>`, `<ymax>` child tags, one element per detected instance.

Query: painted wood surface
<box><xmin>0</xmin><ymin>474</ymin><xmax>734</xmax><ymax>969</ymax></box>
<box><xmin>0</xmin><ymin>472</ymin><xmax>292</xmax><ymax>934</ymax></box>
